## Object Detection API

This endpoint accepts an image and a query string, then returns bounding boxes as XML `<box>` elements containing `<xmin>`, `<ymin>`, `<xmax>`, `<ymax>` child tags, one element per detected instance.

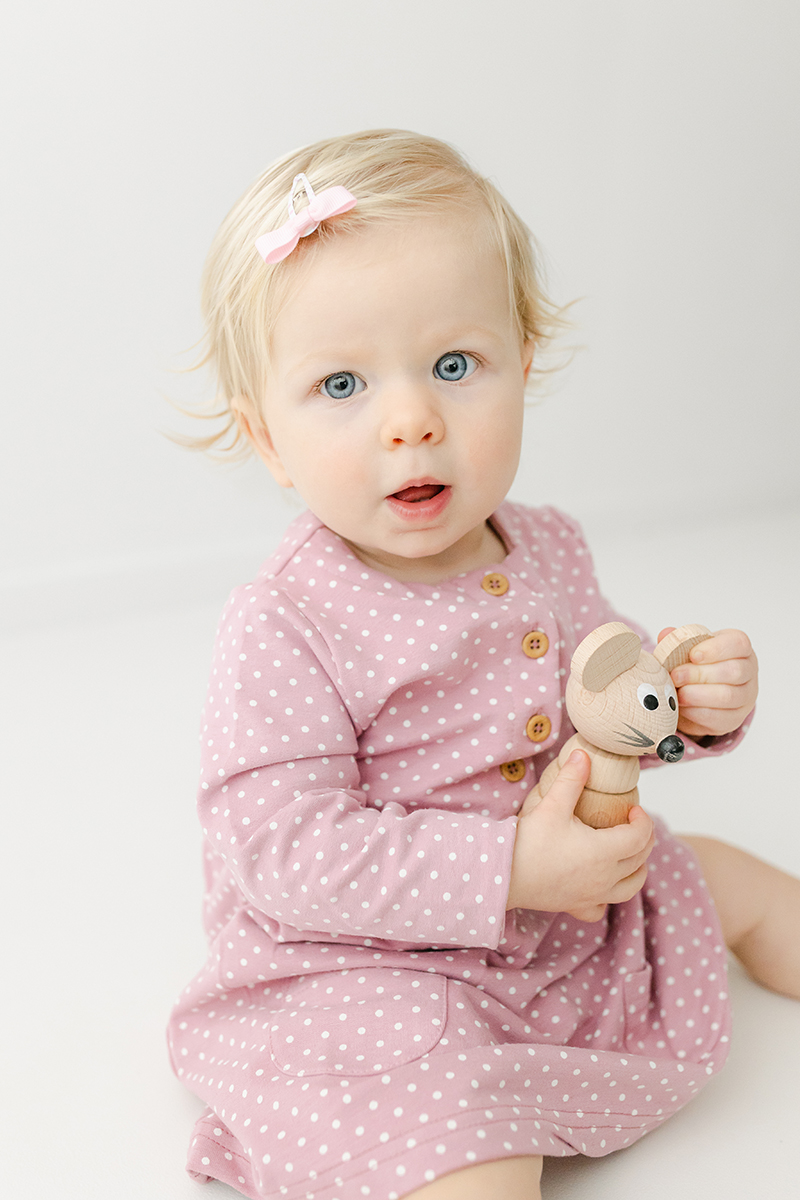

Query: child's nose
<box><xmin>379</xmin><ymin>387</ymin><xmax>445</xmax><ymax>449</ymax></box>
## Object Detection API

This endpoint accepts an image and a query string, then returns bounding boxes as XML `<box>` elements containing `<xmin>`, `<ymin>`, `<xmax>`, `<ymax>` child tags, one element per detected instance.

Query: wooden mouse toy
<box><xmin>536</xmin><ymin>621</ymin><xmax>712</xmax><ymax>828</ymax></box>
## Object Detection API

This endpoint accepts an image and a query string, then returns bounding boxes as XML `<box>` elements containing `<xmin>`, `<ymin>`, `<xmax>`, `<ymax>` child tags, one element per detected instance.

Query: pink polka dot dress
<box><xmin>168</xmin><ymin>503</ymin><xmax>742</xmax><ymax>1199</ymax></box>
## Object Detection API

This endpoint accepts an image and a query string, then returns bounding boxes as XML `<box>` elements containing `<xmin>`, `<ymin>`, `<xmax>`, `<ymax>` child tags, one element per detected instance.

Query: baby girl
<box><xmin>168</xmin><ymin>129</ymin><xmax>796</xmax><ymax>1200</ymax></box>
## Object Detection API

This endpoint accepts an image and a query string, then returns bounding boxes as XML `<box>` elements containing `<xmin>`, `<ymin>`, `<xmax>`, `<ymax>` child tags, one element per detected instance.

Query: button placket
<box><xmin>499</xmin><ymin>759</ymin><xmax>526</xmax><ymax>782</ymax></box>
<box><xmin>521</xmin><ymin>630</ymin><xmax>549</xmax><ymax>659</ymax></box>
<box><xmin>525</xmin><ymin>714</ymin><xmax>552</xmax><ymax>743</ymax></box>
<box><xmin>481</xmin><ymin>572</ymin><xmax>509</xmax><ymax>596</ymax></box>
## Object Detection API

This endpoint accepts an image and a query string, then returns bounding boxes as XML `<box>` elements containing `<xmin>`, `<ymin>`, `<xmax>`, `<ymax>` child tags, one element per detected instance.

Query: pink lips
<box><xmin>393</xmin><ymin>483</ymin><xmax>443</xmax><ymax>502</ymax></box>
<box><xmin>386</xmin><ymin>479</ymin><xmax>451</xmax><ymax>521</ymax></box>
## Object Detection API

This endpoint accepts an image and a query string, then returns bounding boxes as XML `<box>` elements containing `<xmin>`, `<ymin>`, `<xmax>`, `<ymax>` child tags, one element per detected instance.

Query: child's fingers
<box><xmin>566</xmin><ymin>861</ymin><xmax>650</xmax><ymax>921</ymax></box>
<box><xmin>539</xmin><ymin>749</ymin><xmax>591</xmax><ymax>815</ymax></box>
<box><xmin>617</xmin><ymin>822</ymin><xmax>656</xmax><ymax>870</ymax></box>
<box><xmin>677</xmin><ymin>708</ymin><xmax>752</xmax><ymax>738</ymax></box>
<box><xmin>673</xmin><ymin>682</ymin><xmax>751</xmax><ymax>710</ymax></box>
<box><xmin>598</xmin><ymin>805</ymin><xmax>654</xmax><ymax>858</ymax></box>
<box><xmin>676</xmin><ymin>712</ymin><xmax>717</xmax><ymax>738</ymax></box>
<box><xmin>518</xmin><ymin>783</ymin><xmax>543</xmax><ymax>817</ymax></box>
<box><xmin>687</xmin><ymin>628</ymin><xmax>753</xmax><ymax>666</ymax></box>
<box><xmin>607</xmin><ymin>862</ymin><xmax>650</xmax><ymax>904</ymax></box>
<box><xmin>668</xmin><ymin>629</ymin><xmax>757</xmax><ymax>740</ymax></box>
<box><xmin>660</xmin><ymin>627</ymin><xmax>754</xmax><ymax>670</ymax></box>
<box><xmin>690</xmin><ymin>628</ymin><xmax>753</xmax><ymax>662</ymax></box>
<box><xmin>672</xmin><ymin>656</ymin><xmax>756</xmax><ymax>689</ymax></box>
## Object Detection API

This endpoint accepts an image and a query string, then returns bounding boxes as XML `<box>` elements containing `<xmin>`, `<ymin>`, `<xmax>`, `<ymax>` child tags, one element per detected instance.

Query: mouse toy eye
<box><xmin>320</xmin><ymin>372</ymin><xmax>365</xmax><ymax>399</ymax></box>
<box><xmin>637</xmin><ymin>683</ymin><xmax>660</xmax><ymax>711</ymax></box>
<box><xmin>665</xmin><ymin>680</ymin><xmax>678</xmax><ymax>712</ymax></box>
<box><xmin>433</xmin><ymin>352</ymin><xmax>478</xmax><ymax>381</ymax></box>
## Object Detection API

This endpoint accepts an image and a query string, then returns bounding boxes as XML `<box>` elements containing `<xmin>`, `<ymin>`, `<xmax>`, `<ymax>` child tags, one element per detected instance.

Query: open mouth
<box><xmin>391</xmin><ymin>484</ymin><xmax>445</xmax><ymax>503</ymax></box>
<box><xmin>386</xmin><ymin>482</ymin><xmax>451</xmax><ymax>521</ymax></box>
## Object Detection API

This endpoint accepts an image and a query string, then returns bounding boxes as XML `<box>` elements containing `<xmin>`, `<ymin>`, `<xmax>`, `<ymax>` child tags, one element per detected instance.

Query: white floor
<box><xmin>2</xmin><ymin>506</ymin><xmax>799</xmax><ymax>1198</ymax></box>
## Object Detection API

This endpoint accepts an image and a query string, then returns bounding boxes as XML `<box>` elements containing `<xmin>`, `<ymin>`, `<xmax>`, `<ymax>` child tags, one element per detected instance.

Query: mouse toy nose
<box><xmin>657</xmin><ymin>734</ymin><xmax>685</xmax><ymax>763</ymax></box>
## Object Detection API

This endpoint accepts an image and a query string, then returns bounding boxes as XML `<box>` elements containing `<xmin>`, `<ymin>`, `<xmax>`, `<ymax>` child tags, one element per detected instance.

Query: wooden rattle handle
<box><xmin>574</xmin><ymin>786</ymin><xmax>639</xmax><ymax>829</ymax></box>
<box><xmin>537</xmin><ymin>749</ymin><xmax>637</xmax><ymax>829</ymax></box>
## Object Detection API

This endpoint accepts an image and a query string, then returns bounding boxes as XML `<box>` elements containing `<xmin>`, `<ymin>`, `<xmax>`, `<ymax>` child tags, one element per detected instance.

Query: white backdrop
<box><xmin>3</xmin><ymin>8</ymin><xmax>800</xmax><ymax>1197</ymax></box>
<box><xmin>1</xmin><ymin>0</ymin><xmax>799</xmax><ymax>627</ymax></box>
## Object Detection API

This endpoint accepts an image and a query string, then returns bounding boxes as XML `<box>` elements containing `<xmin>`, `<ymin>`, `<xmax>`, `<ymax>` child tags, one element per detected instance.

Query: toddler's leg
<box><xmin>681</xmin><ymin>835</ymin><xmax>800</xmax><ymax>999</ymax></box>
<box><xmin>401</xmin><ymin>1154</ymin><xmax>543</xmax><ymax>1199</ymax></box>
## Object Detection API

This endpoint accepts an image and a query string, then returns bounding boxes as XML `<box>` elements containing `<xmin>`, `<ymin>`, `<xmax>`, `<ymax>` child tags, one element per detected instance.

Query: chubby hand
<box><xmin>507</xmin><ymin>750</ymin><xmax>655</xmax><ymax>922</ymax></box>
<box><xmin>658</xmin><ymin>626</ymin><xmax>758</xmax><ymax>740</ymax></box>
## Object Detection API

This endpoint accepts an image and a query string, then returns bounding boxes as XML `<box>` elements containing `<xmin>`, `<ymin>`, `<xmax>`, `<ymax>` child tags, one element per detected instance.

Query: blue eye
<box><xmin>320</xmin><ymin>372</ymin><xmax>365</xmax><ymax>399</ymax></box>
<box><xmin>433</xmin><ymin>352</ymin><xmax>478</xmax><ymax>382</ymax></box>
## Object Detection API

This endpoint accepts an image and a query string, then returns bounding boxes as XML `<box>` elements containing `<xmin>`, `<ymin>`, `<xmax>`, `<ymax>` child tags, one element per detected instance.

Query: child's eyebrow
<box><xmin>440</xmin><ymin>325</ymin><xmax>509</xmax><ymax>348</ymax></box>
<box><xmin>284</xmin><ymin>349</ymin><xmax>366</xmax><ymax>377</ymax></box>
<box><xmin>359</xmin><ymin>325</ymin><xmax>510</xmax><ymax>354</ymax></box>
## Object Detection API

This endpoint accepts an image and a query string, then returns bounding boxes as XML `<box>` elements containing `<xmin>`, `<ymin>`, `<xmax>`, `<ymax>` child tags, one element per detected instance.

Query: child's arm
<box><xmin>506</xmin><ymin>750</ymin><xmax>655</xmax><ymax>922</ymax></box>
<box><xmin>658</xmin><ymin>626</ymin><xmax>758</xmax><ymax>740</ymax></box>
<box><xmin>198</xmin><ymin>588</ymin><xmax>519</xmax><ymax>951</ymax></box>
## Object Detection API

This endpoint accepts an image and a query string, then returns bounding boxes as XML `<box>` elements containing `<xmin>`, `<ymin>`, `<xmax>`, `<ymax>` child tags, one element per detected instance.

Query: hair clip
<box><xmin>254</xmin><ymin>173</ymin><xmax>357</xmax><ymax>264</ymax></box>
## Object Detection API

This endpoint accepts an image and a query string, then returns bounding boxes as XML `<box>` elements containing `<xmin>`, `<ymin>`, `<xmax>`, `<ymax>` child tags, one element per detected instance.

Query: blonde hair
<box><xmin>184</xmin><ymin>129</ymin><xmax>568</xmax><ymax>456</ymax></box>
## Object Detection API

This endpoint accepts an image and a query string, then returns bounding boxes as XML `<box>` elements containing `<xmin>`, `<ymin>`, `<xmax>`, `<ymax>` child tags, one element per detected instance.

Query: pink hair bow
<box><xmin>254</xmin><ymin>173</ymin><xmax>357</xmax><ymax>264</ymax></box>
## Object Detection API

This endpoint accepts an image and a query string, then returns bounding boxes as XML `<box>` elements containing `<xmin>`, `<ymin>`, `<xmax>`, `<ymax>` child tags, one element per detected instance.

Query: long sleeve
<box><xmin>196</xmin><ymin>502</ymin><xmax>749</xmax><ymax>958</ymax></box>
<box><xmin>198</xmin><ymin>586</ymin><xmax>517</xmax><ymax>949</ymax></box>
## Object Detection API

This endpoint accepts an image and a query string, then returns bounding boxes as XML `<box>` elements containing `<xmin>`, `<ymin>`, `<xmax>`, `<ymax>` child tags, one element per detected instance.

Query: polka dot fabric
<box><xmin>168</xmin><ymin>503</ymin><xmax>744</xmax><ymax>1198</ymax></box>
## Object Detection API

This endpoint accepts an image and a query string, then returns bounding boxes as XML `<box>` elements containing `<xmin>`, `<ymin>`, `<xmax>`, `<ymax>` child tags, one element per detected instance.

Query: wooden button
<box><xmin>481</xmin><ymin>572</ymin><xmax>509</xmax><ymax>596</ymax></box>
<box><xmin>525</xmin><ymin>713</ymin><xmax>552</xmax><ymax>743</ymax></box>
<box><xmin>521</xmin><ymin>630</ymin><xmax>549</xmax><ymax>659</ymax></box>
<box><xmin>500</xmin><ymin>759</ymin><xmax>526</xmax><ymax>782</ymax></box>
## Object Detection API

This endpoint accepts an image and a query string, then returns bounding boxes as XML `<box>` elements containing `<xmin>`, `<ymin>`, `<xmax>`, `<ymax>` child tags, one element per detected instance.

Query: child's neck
<box><xmin>342</xmin><ymin>519</ymin><xmax>508</xmax><ymax>585</ymax></box>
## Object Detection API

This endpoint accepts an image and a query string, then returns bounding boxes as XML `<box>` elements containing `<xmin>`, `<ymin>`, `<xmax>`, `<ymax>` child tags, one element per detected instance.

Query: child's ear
<box><xmin>231</xmin><ymin>396</ymin><xmax>293</xmax><ymax>488</ymax></box>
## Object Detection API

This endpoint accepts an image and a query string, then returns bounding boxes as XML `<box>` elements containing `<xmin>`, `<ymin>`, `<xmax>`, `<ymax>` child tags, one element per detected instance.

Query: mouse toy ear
<box><xmin>571</xmin><ymin>622</ymin><xmax>642</xmax><ymax>692</ymax></box>
<box><xmin>653</xmin><ymin>623</ymin><xmax>713</xmax><ymax>672</ymax></box>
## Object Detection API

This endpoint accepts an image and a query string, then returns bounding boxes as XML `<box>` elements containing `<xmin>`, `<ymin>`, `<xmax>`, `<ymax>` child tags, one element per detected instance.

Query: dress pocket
<box><xmin>622</xmin><ymin>963</ymin><xmax>654</xmax><ymax>1050</ymax></box>
<box><xmin>268</xmin><ymin>967</ymin><xmax>447</xmax><ymax>1077</ymax></box>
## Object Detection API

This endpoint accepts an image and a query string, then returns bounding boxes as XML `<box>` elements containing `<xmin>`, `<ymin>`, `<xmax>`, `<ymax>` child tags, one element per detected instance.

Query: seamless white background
<box><xmin>2</xmin><ymin>4</ymin><xmax>799</xmax><ymax>1198</ymax></box>
<box><xmin>1</xmin><ymin>0</ymin><xmax>798</xmax><ymax>625</ymax></box>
